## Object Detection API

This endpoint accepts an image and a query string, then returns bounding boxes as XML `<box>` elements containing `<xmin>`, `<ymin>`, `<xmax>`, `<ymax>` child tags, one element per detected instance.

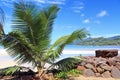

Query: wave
<box><xmin>62</xmin><ymin>49</ymin><xmax>120</xmax><ymax>54</ymax></box>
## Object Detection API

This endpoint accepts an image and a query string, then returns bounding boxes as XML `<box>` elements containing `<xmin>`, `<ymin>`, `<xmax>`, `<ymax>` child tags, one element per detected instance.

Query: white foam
<box><xmin>63</xmin><ymin>49</ymin><xmax>95</xmax><ymax>54</ymax></box>
<box><xmin>63</xmin><ymin>49</ymin><xmax>120</xmax><ymax>54</ymax></box>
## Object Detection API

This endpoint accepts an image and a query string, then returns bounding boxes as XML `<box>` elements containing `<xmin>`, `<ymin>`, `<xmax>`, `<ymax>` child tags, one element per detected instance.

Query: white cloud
<box><xmin>80</xmin><ymin>14</ymin><xmax>85</xmax><ymax>17</ymax></box>
<box><xmin>94</xmin><ymin>20</ymin><xmax>101</xmax><ymax>24</ymax></box>
<box><xmin>91</xmin><ymin>34</ymin><xmax>120</xmax><ymax>38</ymax></box>
<box><xmin>72</xmin><ymin>6</ymin><xmax>84</xmax><ymax>10</ymax></box>
<box><xmin>72</xmin><ymin>1</ymin><xmax>84</xmax><ymax>14</ymax></box>
<box><xmin>1</xmin><ymin>0</ymin><xmax>15</xmax><ymax>8</ymax></box>
<box><xmin>72</xmin><ymin>6</ymin><xmax>84</xmax><ymax>13</ymax></box>
<box><xmin>73</xmin><ymin>1</ymin><xmax>84</xmax><ymax>6</ymax></box>
<box><xmin>34</xmin><ymin>0</ymin><xmax>66</xmax><ymax>5</ymax></box>
<box><xmin>97</xmin><ymin>10</ymin><xmax>108</xmax><ymax>17</ymax></box>
<box><xmin>74</xmin><ymin>10</ymin><xmax>81</xmax><ymax>13</ymax></box>
<box><xmin>83</xmin><ymin>19</ymin><xmax>90</xmax><ymax>24</ymax></box>
<box><xmin>1</xmin><ymin>0</ymin><xmax>66</xmax><ymax>7</ymax></box>
<box><xmin>86</xmin><ymin>27</ymin><xmax>90</xmax><ymax>31</ymax></box>
<box><xmin>34</xmin><ymin>0</ymin><xmax>45</xmax><ymax>3</ymax></box>
<box><xmin>47</xmin><ymin>1</ymin><xmax>65</xmax><ymax>5</ymax></box>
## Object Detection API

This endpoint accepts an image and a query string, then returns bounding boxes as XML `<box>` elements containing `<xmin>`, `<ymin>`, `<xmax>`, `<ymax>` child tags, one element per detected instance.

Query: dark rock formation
<box><xmin>95</xmin><ymin>49</ymin><xmax>118</xmax><ymax>58</ymax></box>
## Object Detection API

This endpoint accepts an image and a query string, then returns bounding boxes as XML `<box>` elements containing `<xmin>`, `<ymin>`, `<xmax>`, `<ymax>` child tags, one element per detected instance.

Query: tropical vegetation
<box><xmin>0</xmin><ymin>1</ymin><xmax>89</xmax><ymax>78</ymax></box>
<box><xmin>74</xmin><ymin>36</ymin><xmax>120</xmax><ymax>46</ymax></box>
<box><xmin>55</xmin><ymin>69</ymin><xmax>83</xmax><ymax>79</ymax></box>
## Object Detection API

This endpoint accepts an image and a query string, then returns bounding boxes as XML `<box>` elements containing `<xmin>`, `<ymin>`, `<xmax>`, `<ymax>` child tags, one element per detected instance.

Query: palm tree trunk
<box><xmin>37</xmin><ymin>62</ymin><xmax>45</xmax><ymax>77</ymax></box>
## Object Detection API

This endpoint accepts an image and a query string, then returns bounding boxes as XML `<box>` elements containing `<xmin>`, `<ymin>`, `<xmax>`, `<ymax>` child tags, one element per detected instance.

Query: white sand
<box><xmin>73</xmin><ymin>76</ymin><xmax>120</xmax><ymax>80</ymax></box>
<box><xmin>0</xmin><ymin>49</ymin><xmax>120</xmax><ymax>69</ymax></box>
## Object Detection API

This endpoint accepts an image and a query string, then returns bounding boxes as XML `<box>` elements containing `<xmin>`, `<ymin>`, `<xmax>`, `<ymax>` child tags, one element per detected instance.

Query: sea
<box><xmin>59</xmin><ymin>45</ymin><xmax>120</xmax><ymax>60</ymax></box>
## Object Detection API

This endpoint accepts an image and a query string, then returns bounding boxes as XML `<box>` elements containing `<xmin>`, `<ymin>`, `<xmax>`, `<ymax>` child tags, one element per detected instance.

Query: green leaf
<box><xmin>46</xmin><ymin>29</ymin><xmax>89</xmax><ymax>62</ymax></box>
<box><xmin>0</xmin><ymin>66</ymin><xmax>21</xmax><ymax>75</ymax></box>
<box><xmin>53</xmin><ymin>57</ymin><xmax>82</xmax><ymax>71</ymax></box>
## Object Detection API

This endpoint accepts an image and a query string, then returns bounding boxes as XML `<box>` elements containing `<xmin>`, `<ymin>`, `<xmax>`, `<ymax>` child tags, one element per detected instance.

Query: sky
<box><xmin>0</xmin><ymin>0</ymin><xmax>120</xmax><ymax>43</ymax></box>
<box><xmin>0</xmin><ymin>0</ymin><xmax>120</xmax><ymax>68</ymax></box>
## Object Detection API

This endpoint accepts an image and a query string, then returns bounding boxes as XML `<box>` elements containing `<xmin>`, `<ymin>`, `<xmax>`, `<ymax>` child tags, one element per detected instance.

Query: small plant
<box><xmin>55</xmin><ymin>71</ymin><xmax>68</xmax><ymax>79</ymax></box>
<box><xmin>55</xmin><ymin>69</ymin><xmax>83</xmax><ymax>79</ymax></box>
<box><xmin>67</xmin><ymin>69</ymin><xmax>83</xmax><ymax>77</ymax></box>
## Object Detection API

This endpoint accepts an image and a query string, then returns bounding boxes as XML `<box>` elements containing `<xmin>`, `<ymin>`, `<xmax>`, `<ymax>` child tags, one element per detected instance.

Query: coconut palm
<box><xmin>0</xmin><ymin>1</ymin><xmax>89</xmax><ymax>77</ymax></box>
<box><xmin>0</xmin><ymin>7</ymin><xmax>5</xmax><ymax>37</ymax></box>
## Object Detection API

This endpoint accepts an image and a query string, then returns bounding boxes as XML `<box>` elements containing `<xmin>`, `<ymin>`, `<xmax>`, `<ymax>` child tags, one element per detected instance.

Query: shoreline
<box><xmin>0</xmin><ymin>49</ymin><xmax>120</xmax><ymax>69</ymax></box>
<box><xmin>62</xmin><ymin>49</ymin><xmax>120</xmax><ymax>54</ymax></box>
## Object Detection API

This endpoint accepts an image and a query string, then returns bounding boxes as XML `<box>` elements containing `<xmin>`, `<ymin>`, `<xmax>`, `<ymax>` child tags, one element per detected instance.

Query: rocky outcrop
<box><xmin>95</xmin><ymin>49</ymin><xmax>118</xmax><ymax>58</ymax></box>
<box><xmin>111</xmin><ymin>67</ymin><xmax>120</xmax><ymax>78</ymax></box>
<box><xmin>83</xmin><ymin>69</ymin><xmax>95</xmax><ymax>77</ymax></box>
<box><xmin>77</xmin><ymin>56</ymin><xmax>120</xmax><ymax>78</ymax></box>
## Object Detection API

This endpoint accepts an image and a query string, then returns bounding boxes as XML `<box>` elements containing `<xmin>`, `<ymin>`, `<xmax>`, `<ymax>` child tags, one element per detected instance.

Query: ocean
<box><xmin>59</xmin><ymin>45</ymin><xmax>120</xmax><ymax>59</ymax></box>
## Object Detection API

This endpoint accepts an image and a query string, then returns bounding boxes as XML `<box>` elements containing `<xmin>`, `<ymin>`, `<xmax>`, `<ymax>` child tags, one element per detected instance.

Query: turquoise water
<box><xmin>64</xmin><ymin>45</ymin><xmax>120</xmax><ymax>50</ymax></box>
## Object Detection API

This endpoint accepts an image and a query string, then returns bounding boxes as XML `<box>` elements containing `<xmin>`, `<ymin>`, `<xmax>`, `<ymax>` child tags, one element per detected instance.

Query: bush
<box><xmin>55</xmin><ymin>72</ymin><xmax>68</xmax><ymax>79</ymax></box>
<box><xmin>55</xmin><ymin>69</ymin><xmax>83</xmax><ymax>79</ymax></box>
<box><xmin>67</xmin><ymin>69</ymin><xmax>83</xmax><ymax>77</ymax></box>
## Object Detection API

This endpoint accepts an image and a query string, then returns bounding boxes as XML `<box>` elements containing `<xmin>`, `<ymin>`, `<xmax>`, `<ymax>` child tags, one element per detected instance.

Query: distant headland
<box><xmin>73</xmin><ymin>35</ymin><xmax>120</xmax><ymax>46</ymax></box>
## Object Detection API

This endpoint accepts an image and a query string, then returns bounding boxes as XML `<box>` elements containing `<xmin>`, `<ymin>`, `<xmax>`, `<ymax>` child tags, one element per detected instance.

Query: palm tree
<box><xmin>0</xmin><ymin>1</ymin><xmax>89</xmax><ymax>77</ymax></box>
<box><xmin>0</xmin><ymin>7</ymin><xmax>5</xmax><ymax>37</ymax></box>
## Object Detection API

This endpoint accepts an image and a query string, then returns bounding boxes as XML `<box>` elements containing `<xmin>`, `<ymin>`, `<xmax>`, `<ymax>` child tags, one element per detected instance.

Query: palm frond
<box><xmin>12</xmin><ymin>2</ymin><xmax>59</xmax><ymax>57</ymax></box>
<box><xmin>0</xmin><ymin>66</ymin><xmax>21</xmax><ymax>75</ymax></box>
<box><xmin>0</xmin><ymin>66</ymin><xmax>35</xmax><ymax>76</ymax></box>
<box><xmin>0</xmin><ymin>31</ymin><xmax>36</xmax><ymax>65</ymax></box>
<box><xmin>0</xmin><ymin>8</ymin><xmax>5</xmax><ymax>37</ymax></box>
<box><xmin>32</xmin><ymin>4</ymin><xmax>60</xmax><ymax>54</ymax></box>
<box><xmin>12</xmin><ymin>2</ymin><xmax>38</xmax><ymax>45</ymax></box>
<box><xmin>45</xmin><ymin>29</ymin><xmax>89</xmax><ymax>62</ymax></box>
<box><xmin>53</xmin><ymin>57</ymin><xmax>82</xmax><ymax>71</ymax></box>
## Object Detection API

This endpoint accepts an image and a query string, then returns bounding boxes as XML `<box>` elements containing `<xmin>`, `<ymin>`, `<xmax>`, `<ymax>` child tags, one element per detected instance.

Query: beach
<box><xmin>0</xmin><ymin>45</ymin><xmax>120</xmax><ymax>69</ymax></box>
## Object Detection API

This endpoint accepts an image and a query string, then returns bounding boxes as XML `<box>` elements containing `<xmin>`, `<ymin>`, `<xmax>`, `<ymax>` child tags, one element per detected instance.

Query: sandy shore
<box><xmin>73</xmin><ymin>76</ymin><xmax>120</xmax><ymax>80</ymax></box>
<box><xmin>0</xmin><ymin>49</ymin><xmax>120</xmax><ymax>69</ymax></box>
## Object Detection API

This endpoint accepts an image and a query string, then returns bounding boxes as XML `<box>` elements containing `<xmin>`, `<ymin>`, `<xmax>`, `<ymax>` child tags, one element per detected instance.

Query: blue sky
<box><xmin>0</xmin><ymin>0</ymin><xmax>120</xmax><ymax>43</ymax></box>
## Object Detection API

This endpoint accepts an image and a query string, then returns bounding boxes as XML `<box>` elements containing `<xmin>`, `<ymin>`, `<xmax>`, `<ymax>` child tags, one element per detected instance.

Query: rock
<box><xmin>95</xmin><ymin>49</ymin><xmax>118</xmax><ymax>58</ymax></box>
<box><xmin>115</xmin><ymin>56</ymin><xmax>120</xmax><ymax>62</ymax></box>
<box><xmin>100</xmin><ymin>65</ymin><xmax>111</xmax><ymax>71</ymax></box>
<box><xmin>116</xmin><ymin>64</ymin><xmax>120</xmax><ymax>70</ymax></box>
<box><xmin>80</xmin><ymin>62</ymin><xmax>86</xmax><ymax>66</ymax></box>
<box><xmin>85</xmin><ymin>63</ymin><xmax>94</xmax><ymax>69</ymax></box>
<box><xmin>79</xmin><ymin>56</ymin><xmax>120</xmax><ymax>78</ymax></box>
<box><xmin>107</xmin><ymin>59</ymin><xmax>116</xmax><ymax>66</ymax></box>
<box><xmin>101</xmin><ymin>71</ymin><xmax>111</xmax><ymax>78</ymax></box>
<box><xmin>83</xmin><ymin>69</ymin><xmax>95</xmax><ymax>77</ymax></box>
<box><xmin>77</xmin><ymin>66</ymin><xmax>86</xmax><ymax>71</ymax></box>
<box><xmin>92</xmin><ymin>68</ymin><xmax>97</xmax><ymax>73</ymax></box>
<box><xmin>97</xmin><ymin>61</ymin><xmax>107</xmax><ymax>67</ymax></box>
<box><xmin>111</xmin><ymin>67</ymin><xmax>120</xmax><ymax>78</ymax></box>
<box><xmin>95</xmin><ymin>73</ymin><xmax>101</xmax><ymax>77</ymax></box>
<box><xmin>96</xmin><ymin>67</ymin><xmax>104</xmax><ymax>73</ymax></box>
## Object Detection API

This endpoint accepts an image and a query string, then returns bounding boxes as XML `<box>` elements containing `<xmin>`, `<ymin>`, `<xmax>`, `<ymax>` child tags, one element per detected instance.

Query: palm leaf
<box><xmin>0</xmin><ymin>66</ymin><xmax>34</xmax><ymax>75</ymax></box>
<box><xmin>45</xmin><ymin>29</ymin><xmax>89</xmax><ymax>62</ymax></box>
<box><xmin>12</xmin><ymin>2</ymin><xmax>60</xmax><ymax>59</ymax></box>
<box><xmin>0</xmin><ymin>66</ymin><xmax>21</xmax><ymax>75</ymax></box>
<box><xmin>0</xmin><ymin>31</ymin><xmax>36</xmax><ymax>65</ymax></box>
<box><xmin>53</xmin><ymin>57</ymin><xmax>82</xmax><ymax>71</ymax></box>
<box><xmin>0</xmin><ymin>8</ymin><xmax>5</xmax><ymax>37</ymax></box>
